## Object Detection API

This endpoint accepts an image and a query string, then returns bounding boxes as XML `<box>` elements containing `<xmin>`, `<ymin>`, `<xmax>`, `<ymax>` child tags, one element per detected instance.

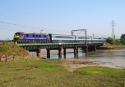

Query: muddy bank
<box><xmin>62</xmin><ymin>59</ymin><xmax>125</xmax><ymax>71</ymax></box>
<box><xmin>62</xmin><ymin>49</ymin><xmax>125</xmax><ymax>71</ymax></box>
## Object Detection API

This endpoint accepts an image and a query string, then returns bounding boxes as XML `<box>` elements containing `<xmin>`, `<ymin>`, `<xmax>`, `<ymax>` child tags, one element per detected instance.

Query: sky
<box><xmin>0</xmin><ymin>0</ymin><xmax>125</xmax><ymax>39</ymax></box>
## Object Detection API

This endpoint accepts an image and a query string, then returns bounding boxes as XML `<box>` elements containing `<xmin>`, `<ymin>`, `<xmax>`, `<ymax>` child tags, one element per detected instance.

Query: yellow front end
<box><xmin>14</xmin><ymin>35</ymin><xmax>20</xmax><ymax>41</ymax></box>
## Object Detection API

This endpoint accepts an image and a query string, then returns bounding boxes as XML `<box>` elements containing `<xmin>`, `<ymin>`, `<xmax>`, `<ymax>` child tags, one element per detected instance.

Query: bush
<box><xmin>106</xmin><ymin>37</ymin><xmax>114</xmax><ymax>44</ymax></box>
<box><xmin>0</xmin><ymin>42</ymin><xmax>29</xmax><ymax>57</ymax></box>
<box><xmin>120</xmin><ymin>34</ymin><xmax>125</xmax><ymax>45</ymax></box>
<box><xmin>114</xmin><ymin>39</ymin><xmax>121</xmax><ymax>45</ymax></box>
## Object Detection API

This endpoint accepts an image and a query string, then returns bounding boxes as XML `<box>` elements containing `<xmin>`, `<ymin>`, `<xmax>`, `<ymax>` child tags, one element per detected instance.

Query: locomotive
<box><xmin>13</xmin><ymin>32</ymin><xmax>105</xmax><ymax>43</ymax></box>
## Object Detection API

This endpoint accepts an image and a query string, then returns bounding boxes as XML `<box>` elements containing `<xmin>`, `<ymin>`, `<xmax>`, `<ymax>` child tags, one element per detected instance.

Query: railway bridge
<box><xmin>16</xmin><ymin>41</ymin><xmax>104</xmax><ymax>59</ymax></box>
<box><xmin>13</xmin><ymin>29</ymin><xmax>105</xmax><ymax>59</ymax></box>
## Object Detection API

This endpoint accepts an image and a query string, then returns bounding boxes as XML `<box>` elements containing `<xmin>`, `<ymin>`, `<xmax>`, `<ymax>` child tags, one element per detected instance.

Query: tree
<box><xmin>114</xmin><ymin>39</ymin><xmax>121</xmax><ymax>45</ymax></box>
<box><xmin>120</xmin><ymin>34</ymin><xmax>125</xmax><ymax>45</ymax></box>
<box><xmin>106</xmin><ymin>37</ymin><xmax>114</xmax><ymax>44</ymax></box>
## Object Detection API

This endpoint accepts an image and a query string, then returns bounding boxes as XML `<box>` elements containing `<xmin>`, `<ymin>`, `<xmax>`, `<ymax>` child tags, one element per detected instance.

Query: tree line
<box><xmin>106</xmin><ymin>34</ymin><xmax>125</xmax><ymax>45</ymax></box>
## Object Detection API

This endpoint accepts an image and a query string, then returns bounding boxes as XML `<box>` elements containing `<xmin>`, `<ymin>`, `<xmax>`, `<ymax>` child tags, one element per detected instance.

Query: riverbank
<box><xmin>113</xmin><ymin>45</ymin><xmax>125</xmax><ymax>49</ymax></box>
<box><xmin>62</xmin><ymin>58</ymin><xmax>125</xmax><ymax>72</ymax></box>
<box><xmin>0</xmin><ymin>57</ymin><xmax>125</xmax><ymax>87</ymax></box>
<box><xmin>99</xmin><ymin>43</ymin><xmax>125</xmax><ymax>49</ymax></box>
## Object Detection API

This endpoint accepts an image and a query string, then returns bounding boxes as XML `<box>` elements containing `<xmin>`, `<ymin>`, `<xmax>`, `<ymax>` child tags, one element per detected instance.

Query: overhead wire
<box><xmin>0</xmin><ymin>20</ymin><xmax>39</xmax><ymax>29</ymax></box>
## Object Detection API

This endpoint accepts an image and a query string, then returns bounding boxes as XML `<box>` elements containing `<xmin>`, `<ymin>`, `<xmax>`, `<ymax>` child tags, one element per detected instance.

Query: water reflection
<box><xmin>41</xmin><ymin>50</ymin><xmax>85</xmax><ymax>59</ymax></box>
<box><xmin>30</xmin><ymin>49</ymin><xmax>85</xmax><ymax>59</ymax></box>
<box><xmin>30</xmin><ymin>49</ymin><xmax>125</xmax><ymax>68</ymax></box>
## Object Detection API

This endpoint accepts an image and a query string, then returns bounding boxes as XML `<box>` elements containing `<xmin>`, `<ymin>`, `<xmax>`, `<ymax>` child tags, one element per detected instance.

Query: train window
<box><xmin>36</xmin><ymin>35</ymin><xmax>38</xmax><ymax>37</ymax></box>
<box><xmin>39</xmin><ymin>35</ymin><xmax>41</xmax><ymax>37</ymax></box>
<box><xmin>78</xmin><ymin>37</ymin><xmax>85</xmax><ymax>39</ymax></box>
<box><xmin>43</xmin><ymin>35</ymin><xmax>46</xmax><ymax>38</ymax></box>
<box><xmin>26</xmin><ymin>34</ymin><xmax>29</xmax><ymax>37</ymax></box>
<box><xmin>55</xmin><ymin>36</ymin><xmax>73</xmax><ymax>38</ymax></box>
<box><xmin>33</xmin><ymin>35</ymin><xmax>35</xmax><ymax>37</ymax></box>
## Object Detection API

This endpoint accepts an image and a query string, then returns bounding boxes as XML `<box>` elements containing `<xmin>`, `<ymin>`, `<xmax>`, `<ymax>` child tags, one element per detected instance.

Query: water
<box><xmin>41</xmin><ymin>50</ymin><xmax>85</xmax><ymax>59</ymax></box>
<box><xmin>30</xmin><ymin>49</ymin><xmax>125</xmax><ymax>68</ymax></box>
<box><xmin>88</xmin><ymin>49</ymin><xmax>125</xmax><ymax>68</ymax></box>
<box><xmin>30</xmin><ymin>49</ymin><xmax>85</xmax><ymax>59</ymax></box>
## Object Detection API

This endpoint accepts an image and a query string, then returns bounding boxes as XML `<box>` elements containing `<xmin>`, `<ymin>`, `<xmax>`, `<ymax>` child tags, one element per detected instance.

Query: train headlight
<box><xmin>15</xmin><ymin>35</ymin><xmax>20</xmax><ymax>38</ymax></box>
<box><xmin>14</xmin><ymin>35</ymin><xmax>20</xmax><ymax>40</ymax></box>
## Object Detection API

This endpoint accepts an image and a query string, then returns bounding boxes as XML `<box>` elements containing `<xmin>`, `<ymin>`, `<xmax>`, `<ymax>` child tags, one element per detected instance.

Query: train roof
<box><xmin>15</xmin><ymin>32</ymin><xmax>106</xmax><ymax>39</ymax></box>
<box><xmin>15</xmin><ymin>32</ymin><xmax>48</xmax><ymax>35</ymax></box>
<box><xmin>51</xmin><ymin>33</ymin><xmax>76</xmax><ymax>36</ymax></box>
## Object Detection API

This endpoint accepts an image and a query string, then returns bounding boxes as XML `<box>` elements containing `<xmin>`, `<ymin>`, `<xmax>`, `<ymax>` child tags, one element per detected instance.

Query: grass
<box><xmin>0</xmin><ymin>57</ymin><xmax>125</xmax><ymax>87</ymax></box>
<box><xmin>75</xmin><ymin>66</ymin><xmax>125</xmax><ymax>77</ymax></box>
<box><xmin>113</xmin><ymin>45</ymin><xmax>125</xmax><ymax>49</ymax></box>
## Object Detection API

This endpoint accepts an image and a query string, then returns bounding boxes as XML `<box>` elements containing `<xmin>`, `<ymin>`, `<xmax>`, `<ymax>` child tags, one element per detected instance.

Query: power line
<box><xmin>0</xmin><ymin>20</ymin><xmax>39</xmax><ymax>29</ymax></box>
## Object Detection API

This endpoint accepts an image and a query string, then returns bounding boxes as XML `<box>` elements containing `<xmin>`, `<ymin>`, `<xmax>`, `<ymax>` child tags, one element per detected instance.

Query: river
<box><xmin>30</xmin><ymin>49</ymin><xmax>125</xmax><ymax>68</ymax></box>
<box><xmin>88</xmin><ymin>49</ymin><xmax>125</xmax><ymax>68</ymax></box>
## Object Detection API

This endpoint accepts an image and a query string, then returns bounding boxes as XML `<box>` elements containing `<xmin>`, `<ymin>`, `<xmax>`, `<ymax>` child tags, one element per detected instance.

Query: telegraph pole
<box><xmin>112</xmin><ymin>20</ymin><xmax>115</xmax><ymax>40</ymax></box>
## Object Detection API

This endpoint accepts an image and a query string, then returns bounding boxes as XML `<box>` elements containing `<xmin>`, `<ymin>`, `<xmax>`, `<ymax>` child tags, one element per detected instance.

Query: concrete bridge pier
<box><xmin>58</xmin><ymin>48</ymin><xmax>62</xmax><ymax>59</ymax></box>
<box><xmin>34</xmin><ymin>44</ymin><xmax>97</xmax><ymax>59</ymax></box>
<box><xmin>36</xmin><ymin>49</ymin><xmax>41</xmax><ymax>57</ymax></box>
<box><xmin>74</xmin><ymin>47</ymin><xmax>78</xmax><ymax>58</ymax></box>
<box><xmin>63</xmin><ymin>48</ymin><xmax>66</xmax><ymax>59</ymax></box>
<box><xmin>89</xmin><ymin>45</ymin><xmax>97</xmax><ymax>52</ymax></box>
<box><xmin>88</xmin><ymin>45</ymin><xmax>93</xmax><ymax>52</ymax></box>
<box><xmin>93</xmin><ymin>45</ymin><xmax>97</xmax><ymax>51</ymax></box>
<box><xmin>82</xmin><ymin>48</ymin><xmax>85</xmax><ymax>53</ymax></box>
<box><xmin>85</xmin><ymin>45</ymin><xmax>88</xmax><ymax>56</ymax></box>
<box><xmin>47</xmin><ymin>49</ymin><xmax>50</xmax><ymax>59</ymax></box>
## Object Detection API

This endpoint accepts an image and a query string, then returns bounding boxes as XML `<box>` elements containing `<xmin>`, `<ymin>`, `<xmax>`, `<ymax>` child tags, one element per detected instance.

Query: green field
<box><xmin>0</xmin><ymin>57</ymin><xmax>125</xmax><ymax>87</ymax></box>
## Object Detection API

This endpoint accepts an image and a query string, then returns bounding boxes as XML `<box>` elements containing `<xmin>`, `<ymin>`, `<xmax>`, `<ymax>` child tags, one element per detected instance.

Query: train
<box><xmin>13</xmin><ymin>32</ymin><xmax>105</xmax><ymax>43</ymax></box>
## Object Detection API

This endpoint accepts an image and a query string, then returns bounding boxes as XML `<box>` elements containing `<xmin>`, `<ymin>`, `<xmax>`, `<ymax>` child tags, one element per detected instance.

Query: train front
<box><xmin>13</xmin><ymin>32</ymin><xmax>23</xmax><ymax>41</ymax></box>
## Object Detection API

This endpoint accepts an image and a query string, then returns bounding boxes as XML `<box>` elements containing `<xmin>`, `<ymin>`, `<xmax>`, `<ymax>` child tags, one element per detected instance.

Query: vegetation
<box><xmin>104</xmin><ymin>37</ymin><xmax>125</xmax><ymax>49</ymax></box>
<box><xmin>120</xmin><ymin>34</ymin><xmax>125</xmax><ymax>45</ymax></box>
<box><xmin>114</xmin><ymin>39</ymin><xmax>121</xmax><ymax>45</ymax></box>
<box><xmin>106</xmin><ymin>34</ymin><xmax>125</xmax><ymax>45</ymax></box>
<box><xmin>0</xmin><ymin>57</ymin><xmax>125</xmax><ymax>87</ymax></box>
<box><xmin>0</xmin><ymin>42</ymin><xmax>29</xmax><ymax>61</ymax></box>
<box><xmin>0</xmin><ymin>42</ymin><xmax>28</xmax><ymax>56</ymax></box>
<box><xmin>0</xmin><ymin>39</ymin><xmax>125</xmax><ymax>87</ymax></box>
<box><xmin>75</xmin><ymin>66</ymin><xmax>125</xmax><ymax>76</ymax></box>
<box><xmin>103</xmin><ymin>34</ymin><xmax>125</xmax><ymax>49</ymax></box>
<box><xmin>106</xmin><ymin>37</ymin><xmax>114</xmax><ymax>44</ymax></box>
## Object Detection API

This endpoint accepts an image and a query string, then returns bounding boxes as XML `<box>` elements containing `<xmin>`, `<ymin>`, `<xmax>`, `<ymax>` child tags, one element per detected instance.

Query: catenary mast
<box><xmin>112</xmin><ymin>20</ymin><xmax>115</xmax><ymax>40</ymax></box>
